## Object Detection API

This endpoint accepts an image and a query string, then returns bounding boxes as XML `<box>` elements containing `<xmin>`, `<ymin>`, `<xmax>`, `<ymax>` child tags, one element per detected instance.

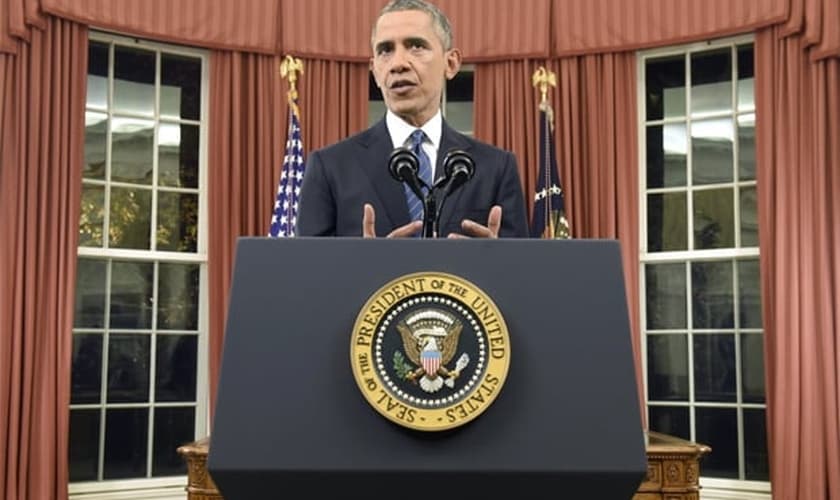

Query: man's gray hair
<box><xmin>371</xmin><ymin>0</ymin><xmax>454</xmax><ymax>50</ymax></box>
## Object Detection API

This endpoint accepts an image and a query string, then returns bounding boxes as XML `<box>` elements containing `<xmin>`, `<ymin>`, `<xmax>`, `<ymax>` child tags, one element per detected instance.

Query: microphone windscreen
<box><xmin>388</xmin><ymin>147</ymin><xmax>419</xmax><ymax>182</ymax></box>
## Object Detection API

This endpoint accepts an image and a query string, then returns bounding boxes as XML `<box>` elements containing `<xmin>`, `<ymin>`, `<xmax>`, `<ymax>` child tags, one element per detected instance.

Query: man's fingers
<box><xmin>387</xmin><ymin>221</ymin><xmax>422</xmax><ymax>238</ymax></box>
<box><xmin>362</xmin><ymin>204</ymin><xmax>376</xmax><ymax>238</ymax></box>
<box><xmin>486</xmin><ymin>205</ymin><xmax>502</xmax><ymax>237</ymax></box>
<box><xmin>456</xmin><ymin>206</ymin><xmax>503</xmax><ymax>238</ymax></box>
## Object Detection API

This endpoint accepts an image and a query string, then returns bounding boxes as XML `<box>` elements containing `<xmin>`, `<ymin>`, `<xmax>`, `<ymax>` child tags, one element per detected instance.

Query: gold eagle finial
<box><xmin>280</xmin><ymin>55</ymin><xmax>304</xmax><ymax>103</ymax></box>
<box><xmin>531</xmin><ymin>66</ymin><xmax>557</xmax><ymax>106</ymax></box>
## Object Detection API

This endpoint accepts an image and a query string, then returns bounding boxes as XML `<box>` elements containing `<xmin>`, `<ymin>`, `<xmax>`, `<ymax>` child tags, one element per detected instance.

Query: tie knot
<box><xmin>410</xmin><ymin>129</ymin><xmax>426</xmax><ymax>149</ymax></box>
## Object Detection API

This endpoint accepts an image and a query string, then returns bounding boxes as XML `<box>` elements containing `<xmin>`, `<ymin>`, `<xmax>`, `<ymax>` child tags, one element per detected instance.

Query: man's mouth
<box><xmin>389</xmin><ymin>80</ymin><xmax>416</xmax><ymax>95</ymax></box>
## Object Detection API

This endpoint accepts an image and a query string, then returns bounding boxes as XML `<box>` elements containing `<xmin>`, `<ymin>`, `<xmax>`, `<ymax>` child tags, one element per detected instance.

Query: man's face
<box><xmin>370</xmin><ymin>10</ymin><xmax>461</xmax><ymax>127</ymax></box>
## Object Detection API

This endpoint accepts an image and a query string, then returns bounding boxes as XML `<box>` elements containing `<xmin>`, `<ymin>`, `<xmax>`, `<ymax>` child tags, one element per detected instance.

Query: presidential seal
<box><xmin>350</xmin><ymin>272</ymin><xmax>511</xmax><ymax>431</ymax></box>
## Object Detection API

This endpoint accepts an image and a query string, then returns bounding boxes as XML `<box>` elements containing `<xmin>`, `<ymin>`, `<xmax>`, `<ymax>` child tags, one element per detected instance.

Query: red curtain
<box><xmin>41</xmin><ymin>0</ymin><xmax>281</xmax><ymax>53</ymax></box>
<box><xmin>755</xmin><ymin>26</ymin><xmax>840</xmax><ymax>500</ymax></box>
<box><xmin>207</xmin><ymin>56</ymin><xmax>369</xmax><ymax>414</ymax></box>
<box><xmin>474</xmin><ymin>55</ymin><xmax>643</xmax><ymax>424</ymax></box>
<box><xmin>551</xmin><ymin>0</ymin><xmax>788</xmax><ymax>56</ymax></box>
<box><xmin>0</xmin><ymin>17</ymin><xmax>86</xmax><ymax>500</ymax></box>
<box><xmin>24</xmin><ymin>0</ymin><xmax>791</xmax><ymax>60</ymax></box>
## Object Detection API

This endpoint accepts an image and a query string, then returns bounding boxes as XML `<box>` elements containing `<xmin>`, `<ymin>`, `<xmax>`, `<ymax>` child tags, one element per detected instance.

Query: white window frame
<box><xmin>70</xmin><ymin>31</ymin><xmax>210</xmax><ymax>500</ymax></box>
<box><xmin>636</xmin><ymin>35</ymin><xmax>771</xmax><ymax>500</ymax></box>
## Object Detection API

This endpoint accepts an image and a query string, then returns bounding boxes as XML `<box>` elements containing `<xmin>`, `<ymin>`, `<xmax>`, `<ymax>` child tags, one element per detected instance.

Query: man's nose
<box><xmin>389</xmin><ymin>46</ymin><xmax>410</xmax><ymax>73</ymax></box>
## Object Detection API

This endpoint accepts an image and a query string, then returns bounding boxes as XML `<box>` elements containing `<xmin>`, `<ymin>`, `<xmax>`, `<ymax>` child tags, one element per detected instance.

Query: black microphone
<box><xmin>440</xmin><ymin>149</ymin><xmax>475</xmax><ymax>197</ymax></box>
<box><xmin>429</xmin><ymin>149</ymin><xmax>475</xmax><ymax>237</ymax></box>
<box><xmin>388</xmin><ymin>147</ymin><xmax>425</xmax><ymax>202</ymax></box>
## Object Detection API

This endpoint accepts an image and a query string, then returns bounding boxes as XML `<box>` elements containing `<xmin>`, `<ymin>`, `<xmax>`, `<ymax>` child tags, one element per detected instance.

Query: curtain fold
<box><xmin>551</xmin><ymin>0</ymin><xmax>788</xmax><ymax>57</ymax></box>
<box><xmin>474</xmin><ymin>55</ymin><xmax>643</xmax><ymax>425</ymax></box>
<box><xmin>207</xmin><ymin>55</ymin><xmax>369</xmax><ymax>415</ymax></box>
<box><xmin>0</xmin><ymin>17</ymin><xmax>86</xmax><ymax>500</ymax></box>
<box><xmin>755</xmin><ymin>26</ymin><xmax>840</xmax><ymax>500</ymax></box>
<box><xmin>41</xmin><ymin>0</ymin><xmax>280</xmax><ymax>54</ymax></box>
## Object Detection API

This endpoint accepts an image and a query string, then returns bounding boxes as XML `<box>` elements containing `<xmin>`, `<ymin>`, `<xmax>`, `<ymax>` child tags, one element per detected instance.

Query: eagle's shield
<box><xmin>421</xmin><ymin>349</ymin><xmax>441</xmax><ymax>377</ymax></box>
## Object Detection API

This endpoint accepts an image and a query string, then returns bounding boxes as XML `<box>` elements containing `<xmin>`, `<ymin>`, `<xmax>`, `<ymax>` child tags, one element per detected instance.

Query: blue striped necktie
<box><xmin>405</xmin><ymin>129</ymin><xmax>433</xmax><ymax>223</ymax></box>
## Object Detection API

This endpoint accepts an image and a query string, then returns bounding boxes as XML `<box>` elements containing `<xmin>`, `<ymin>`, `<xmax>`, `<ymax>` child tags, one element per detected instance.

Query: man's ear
<box><xmin>444</xmin><ymin>48</ymin><xmax>462</xmax><ymax>80</ymax></box>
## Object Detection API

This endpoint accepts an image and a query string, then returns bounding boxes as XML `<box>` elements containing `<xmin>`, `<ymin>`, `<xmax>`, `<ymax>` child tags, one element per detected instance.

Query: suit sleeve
<box><xmin>296</xmin><ymin>150</ymin><xmax>337</xmax><ymax>236</ymax></box>
<box><xmin>495</xmin><ymin>151</ymin><xmax>530</xmax><ymax>238</ymax></box>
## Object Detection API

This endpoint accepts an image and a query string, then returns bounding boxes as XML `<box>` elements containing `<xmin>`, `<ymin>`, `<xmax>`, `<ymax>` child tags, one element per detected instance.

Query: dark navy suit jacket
<box><xmin>296</xmin><ymin>118</ymin><xmax>528</xmax><ymax>238</ymax></box>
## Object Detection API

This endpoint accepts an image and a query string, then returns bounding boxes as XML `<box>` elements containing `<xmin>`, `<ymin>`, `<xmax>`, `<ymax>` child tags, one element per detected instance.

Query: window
<box><xmin>70</xmin><ymin>33</ymin><xmax>208</xmax><ymax>498</ymax></box>
<box><xmin>368</xmin><ymin>65</ymin><xmax>475</xmax><ymax>135</ymax></box>
<box><xmin>639</xmin><ymin>38</ymin><xmax>770</xmax><ymax>496</ymax></box>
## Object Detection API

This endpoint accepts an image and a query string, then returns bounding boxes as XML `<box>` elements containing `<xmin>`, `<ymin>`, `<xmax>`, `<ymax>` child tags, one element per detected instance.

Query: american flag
<box><xmin>530</xmin><ymin>101</ymin><xmax>570</xmax><ymax>239</ymax></box>
<box><xmin>269</xmin><ymin>101</ymin><xmax>305</xmax><ymax>237</ymax></box>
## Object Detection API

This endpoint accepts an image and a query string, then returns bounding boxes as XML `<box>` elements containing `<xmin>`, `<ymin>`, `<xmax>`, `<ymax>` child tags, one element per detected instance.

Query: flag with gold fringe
<box><xmin>530</xmin><ymin>66</ymin><xmax>570</xmax><ymax>239</ymax></box>
<box><xmin>269</xmin><ymin>56</ymin><xmax>305</xmax><ymax>237</ymax></box>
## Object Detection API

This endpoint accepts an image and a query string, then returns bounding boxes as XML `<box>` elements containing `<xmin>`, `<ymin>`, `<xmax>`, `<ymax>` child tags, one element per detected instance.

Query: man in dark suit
<box><xmin>296</xmin><ymin>0</ymin><xmax>528</xmax><ymax>238</ymax></box>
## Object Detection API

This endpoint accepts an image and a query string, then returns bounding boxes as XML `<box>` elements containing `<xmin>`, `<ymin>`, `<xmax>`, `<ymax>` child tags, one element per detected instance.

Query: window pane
<box><xmin>691</xmin><ymin>49</ymin><xmax>732</xmax><ymax>117</ymax></box>
<box><xmin>739</xmin><ymin>186</ymin><xmax>758</xmax><ymax>247</ymax></box>
<box><xmin>157</xmin><ymin>192</ymin><xmax>198</xmax><ymax>252</ymax></box>
<box><xmin>741</xmin><ymin>334</ymin><xmax>765</xmax><ymax>403</ymax></box>
<box><xmin>87</xmin><ymin>42</ymin><xmax>109</xmax><ymax>110</ymax></box>
<box><xmin>161</xmin><ymin>54</ymin><xmax>201</xmax><ymax>121</ymax></box>
<box><xmin>646</xmin><ymin>55</ymin><xmax>686</xmax><ymax>121</ymax></box>
<box><xmin>446</xmin><ymin>101</ymin><xmax>473</xmax><ymax>135</ymax></box>
<box><xmin>114</xmin><ymin>47</ymin><xmax>155</xmax><ymax>116</ymax></box>
<box><xmin>737</xmin><ymin>45</ymin><xmax>755</xmax><ymax>113</ymax></box>
<box><xmin>445</xmin><ymin>71</ymin><xmax>473</xmax><ymax>133</ymax></box>
<box><xmin>159</xmin><ymin>123</ymin><xmax>199</xmax><ymax>188</ymax></box>
<box><xmin>649</xmin><ymin>405</ymin><xmax>690</xmax><ymax>440</ymax></box>
<box><xmin>647</xmin><ymin>124</ymin><xmax>687</xmax><ymax>188</ymax></box>
<box><xmin>84</xmin><ymin>112</ymin><xmax>107</xmax><ymax>180</ymax></box>
<box><xmin>79</xmin><ymin>184</ymin><xmax>105</xmax><ymax>247</ymax></box>
<box><xmin>368</xmin><ymin>100</ymin><xmax>386</xmax><ymax>127</ymax></box>
<box><xmin>692</xmin><ymin>118</ymin><xmax>734</xmax><ymax>185</ymax></box>
<box><xmin>153</xmin><ymin>407</ymin><xmax>195</xmax><ymax>476</ymax></box>
<box><xmin>737</xmin><ymin>113</ymin><xmax>755</xmax><ymax>181</ymax></box>
<box><xmin>111</xmin><ymin>118</ymin><xmax>154</xmax><ymax>185</ymax></box>
<box><xmin>695</xmin><ymin>407</ymin><xmax>738</xmax><ymax>478</ymax></box>
<box><xmin>156</xmin><ymin>335</ymin><xmax>198</xmax><ymax>402</ymax></box>
<box><xmin>647</xmin><ymin>334</ymin><xmax>689</xmax><ymax>401</ymax></box>
<box><xmin>646</xmin><ymin>263</ymin><xmax>687</xmax><ymax>329</ymax></box>
<box><xmin>158</xmin><ymin>263</ymin><xmax>200</xmax><ymax>331</ymax></box>
<box><xmin>744</xmin><ymin>409</ymin><xmax>770</xmax><ymax>480</ymax></box>
<box><xmin>647</xmin><ymin>192</ymin><xmax>687</xmax><ymax>252</ymax></box>
<box><xmin>69</xmin><ymin>409</ymin><xmax>100</xmax><ymax>482</ymax></box>
<box><xmin>738</xmin><ymin>259</ymin><xmax>762</xmax><ymax>328</ymax></box>
<box><xmin>109</xmin><ymin>187</ymin><xmax>152</xmax><ymax>250</ymax></box>
<box><xmin>74</xmin><ymin>258</ymin><xmax>107</xmax><ymax>328</ymax></box>
<box><xmin>71</xmin><ymin>334</ymin><xmax>103</xmax><ymax>404</ymax></box>
<box><xmin>107</xmin><ymin>334</ymin><xmax>150</xmax><ymax>403</ymax></box>
<box><xmin>109</xmin><ymin>260</ymin><xmax>154</xmax><ymax>329</ymax></box>
<box><xmin>694</xmin><ymin>188</ymin><xmax>735</xmax><ymax>249</ymax></box>
<box><xmin>692</xmin><ymin>261</ymin><xmax>734</xmax><ymax>329</ymax></box>
<box><xmin>693</xmin><ymin>334</ymin><xmax>736</xmax><ymax>402</ymax></box>
<box><xmin>104</xmin><ymin>408</ymin><xmax>148</xmax><ymax>479</ymax></box>
<box><xmin>368</xmin><ymin>73</ymin><xmax>385</xmax><ymax>127</ymax></box>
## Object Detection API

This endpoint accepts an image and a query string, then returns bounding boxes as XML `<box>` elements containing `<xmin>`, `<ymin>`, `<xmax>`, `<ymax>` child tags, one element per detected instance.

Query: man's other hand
<box><xmin>448</xmin><ymin>205</ymin><xmax>502</xmax><ymax>239</ymax></box>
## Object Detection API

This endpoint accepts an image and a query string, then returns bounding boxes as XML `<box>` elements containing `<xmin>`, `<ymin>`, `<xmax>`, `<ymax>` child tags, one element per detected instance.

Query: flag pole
<box><xmin>268</xmin><ymin>56</ymin><xmax>306</xmax><ymax>238</ymax></box>
<box><xmin>530</xmin><ymin>66</ymin><xmax>570</xmax><ymax>239</ymax></box>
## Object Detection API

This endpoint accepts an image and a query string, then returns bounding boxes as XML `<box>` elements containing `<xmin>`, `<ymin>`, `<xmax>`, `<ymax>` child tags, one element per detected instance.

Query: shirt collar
<box><xmin>385</xmin><ymin>109</ymin><xmax>443</xmax><ymax>150</ymax></box>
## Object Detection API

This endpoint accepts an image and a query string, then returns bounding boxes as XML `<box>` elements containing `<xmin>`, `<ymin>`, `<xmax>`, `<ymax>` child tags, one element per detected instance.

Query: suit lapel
<box><xmin>436</xmin><ymin>121</ymin><xmax>473</xmax><ymax>231</ymax></box>
<box><xmin>358</xmin><ymin>119</ymin><xmax>410</xmax><ymax>228</ymax></box>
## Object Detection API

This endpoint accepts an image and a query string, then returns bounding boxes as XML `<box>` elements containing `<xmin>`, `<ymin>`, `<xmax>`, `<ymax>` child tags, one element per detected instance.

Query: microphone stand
<box><xmin>422</xmin><ymin>190</ymin><xmax>438</xmax><ymax>238</ymax></box>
